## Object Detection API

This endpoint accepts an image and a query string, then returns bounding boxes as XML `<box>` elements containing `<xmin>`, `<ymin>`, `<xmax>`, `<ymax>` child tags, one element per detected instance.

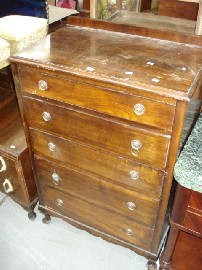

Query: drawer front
<box><xmin>43</xmin><ymin>187</ymin><xmax>153</xmax><ymax>250</ymax></box>
<box><xmin>19</xmin><ymin>69</ymin><xmax>175</xmax><ymax>131</ymax></box>
<box><xmin>36</xmin><ymin>157</ymin><xmax>159</xmax><ymax>227</ymax></box>
<box><xmin>183</xmin><ymin>211</ymin><xmax>202</xmax><ymax>236</ymax></box>
<box><xmin>31</xmin><ymin>130</ymin><xmax>164</xmax><ymax>198</ymax></box>
<box><xmin>25</xmin><ymin>97</ymin><xmax>170</xmax><ymax>169</ymax></box>
<box><xmin>188</xmin><ymin>191</ymin><xmax>202</xmax><ymax>212</ymax></box>
<box><xmin>0</xmin><ymin>154</ymin><xmax>27</xmax><ymax>204</ymax></box>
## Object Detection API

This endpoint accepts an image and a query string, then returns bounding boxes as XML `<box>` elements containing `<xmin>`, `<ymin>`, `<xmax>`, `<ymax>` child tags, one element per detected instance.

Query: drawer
<box><xmin>25</xmin><ymin>97</ymin><xmax>170</xmax><ymax>169</ymax></box>
<box><xmin>188</xmin><ymin>191</ymin><xmax>202</xmax><ymax>212</ymax></box>
<box><xmin>31</xmin><ymin>130</ymin><xmax>164</xmax><ymax>198</ymax></box>
<box><xmin>43</xmin><ymin>186</ymin><xmax>153</xmax><ymax>250</ymax></box>
<box><xmin>0</xmin><ymin>154</ymin><xmax>28</xmax><ymax>205</ymax></box>
<box><xmin>183</xmin><ymin>211</ymin><xmax>202</xmax><ymax>236</ymax></box>
<box><xmin>19</xmin><ymin>68</ymin><xmax>175</xmax><ymax>131</ymax></box>
<box><xmin>35</xmin><ymin>157</ymin><xmax>159</xmax><ymax>227</ymax></box>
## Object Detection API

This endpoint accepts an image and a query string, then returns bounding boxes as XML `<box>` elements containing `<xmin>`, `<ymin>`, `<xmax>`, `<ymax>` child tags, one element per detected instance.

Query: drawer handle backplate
<box><xmin>48</xmin><ymin>142</ymin><xmax>56</xmax><ymax>152</ymax></box>
<box><xmin>129</xmin><ymin>170</ymin><xmax>139</xmax><ymax>181</ymax></box>
<box><xmin>42</xmin><ymin>112</ymin><xmax>51</xmax><ymax>122</ymax></box>
<box><xmin>124</xmin><ymin>228</ymin><xmax>133</xmax><ymax>236</ymax></box>
<box><xmin>127</xmin><ymin>201</ymin><xmax>136</xmax><ymax>211</ymax></box>
<box><xmin>52</xmin><ymin>172</ymin><xmax>60</xmax><ymax>185</ymax></box>
<box><xmin>131</xmin><ymin>140</ymin><xmax>142</xmax><ymax>157</ymax></box>
<box><xmin>38</xmin><ymin>80</ymin><xmax>48</xmax><ymax>91</ymax></box>
<box><xmin>3</xmin><ymin>179</ymin><xmax>13</xmax><ymax>194</ymax></box>
<box><xmin>133</xmin><ymin>103</ymin><xmax>145</xmax><ymax>116</ymax></box>
<box><xmin>0</xmin><ymin>156</ymin><xmax>6</xmax><ymax>172</ymax></box>
<box><xmin>56</xmin><ymin>199</ymin><xmax>64</xmax><ymax>207</ymax></box>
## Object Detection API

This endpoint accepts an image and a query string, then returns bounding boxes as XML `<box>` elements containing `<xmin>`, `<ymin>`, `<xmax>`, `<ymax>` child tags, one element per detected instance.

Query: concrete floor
<box><xmin>0</xmin><ymin>192</ymin><xmax>152</xmax><ymax>270</ymax></box>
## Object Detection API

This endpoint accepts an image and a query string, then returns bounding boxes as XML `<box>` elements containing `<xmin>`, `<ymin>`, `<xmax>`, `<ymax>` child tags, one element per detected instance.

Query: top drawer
<box><xmin>19</xmin><ymin>68</ymin><xmax>175</xmax><ymax>131</ymax></box>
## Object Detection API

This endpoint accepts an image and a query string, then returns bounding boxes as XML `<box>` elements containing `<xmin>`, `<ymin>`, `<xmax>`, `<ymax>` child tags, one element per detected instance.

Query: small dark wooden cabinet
<box><xmin>0</xmin><ymin>68</ymin><xmax>37</xmax><ymax>218</ymax></box>
<box><xmin>160</xmin><ymin>184</ymin><xmax>202</xmax><ymax>270</ymax></box>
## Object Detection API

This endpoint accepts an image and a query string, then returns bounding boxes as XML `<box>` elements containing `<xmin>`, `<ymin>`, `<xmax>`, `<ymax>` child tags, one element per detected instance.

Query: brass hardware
<box><xmin>3</xmin><ymin>179</ymin><xmax>13</xmax><ymax>194</ymax></box>
<box><xmin>127</xmin><ymin>201</ymin><xmax>136</xmax><ymax>211</ymax></box>
<box><xmin>0</xmin><ymin>156</ymin><xmax>6</xmax><ymax>172</ymax></box>
<box><xmin>48</xmin><ymin>142</ymin><xmax>56</xmax><ymax>152</ymax></box>
<box><xmin>38</xmin><ymin>80</ymin><xmax>48</xmax><ymax>91</ymax></box>
<box><xmin>42</xmin><ymin>112</ymin><xmax>51</xmax><ymax>122</ymax></box>
<box><xmin>124</xmin><ymin>228</ymin><xmax>133</xmax><ymax>236</ymax></box>
<box><xmin>56</xmin><ymin>199</ymin><xmax>64</xmax><ymax>207</ymax></box>
<box><xmin>129</xmin><ymin>170</ymin><xmax>139</xmax><ymax>180</ymax></box>
<box><xmin>52</xmin><ymin>172</ymin><xmax>60</xmax><ymax>185</ymax></box>
<box><xmin>131</xmin><ymin>140</ymin><xmax>142</xmax><ymax>156</ymax></box>
<box><xmin>133</xmin><ymin>103</ymin><xmax>145</xmax><ymax>116</ymax></box>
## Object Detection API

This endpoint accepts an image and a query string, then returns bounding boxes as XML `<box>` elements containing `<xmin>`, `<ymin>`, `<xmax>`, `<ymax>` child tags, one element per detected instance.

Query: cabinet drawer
<box><xmin>36</xmin><ymin>157</ymin><xmax>159</xmax><ymax>227</ymax></box>
<box><xmin>0</xmin><ymin>154</ymin><xmax>28</xmax><ymax>204</ymax></box>
<box><xmin>31</xmin><ymin>130</ymin><xmax>164</xmax><ymax>198</ymax></box>
<box><xmin>19</xmin><ymin>68</ymin><xmax>175</xmax><ymax>131</ymax></box>
<box><xmin>25</xmin><ymin>97</ymin><xmax>170</xmax><ymax>169</ymax></box>
<box><xmin>43</xmin><ymin>187</ymin><xmax>153</xmax><ymax>250</ymax></box>
<box><xmin>183</xmin><ymin>211</ymin><xmax>202</xmax><ymax>236</ymax></box>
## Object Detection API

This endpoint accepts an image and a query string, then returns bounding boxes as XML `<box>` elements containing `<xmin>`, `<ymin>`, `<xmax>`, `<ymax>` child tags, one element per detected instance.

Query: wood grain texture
<box><xmin>35</xmin><ymin>157</ymin><xmax>159</xmax><ymax>227</ymax></box>
<box><xmin>10</xmin><ymin>19</ymin><xmax>202</xmax><ymax>260</ymax></box>
<box><xmin>25</xmin><ymin>97</ymin><xmax>170</xmax><ymax>169</ymax></box>
<box><xmin>43</xmin><ymin>186</ymin><xmax>154</xmax><ymax>250</ymax></box>
<box><xmin>160</xmin><ymin>185</ymin><xmax>202</xmax><ymax>269</ymax></box>
<box><xmin>158</xmin><ymin>0</ymin><xmax>199</xmax><ymax>21</ymax></box>
<box><xmin>20</xmin><ymin>69</ymin><xmax>176</xmax><ymax>131</ymax></box>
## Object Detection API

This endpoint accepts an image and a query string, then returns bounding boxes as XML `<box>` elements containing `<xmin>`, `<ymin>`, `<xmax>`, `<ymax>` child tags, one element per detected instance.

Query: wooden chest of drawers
<box><xmin>10</xmin><ymin>18</ymin><xmax>202</xmax><ymax>261</ymax></box>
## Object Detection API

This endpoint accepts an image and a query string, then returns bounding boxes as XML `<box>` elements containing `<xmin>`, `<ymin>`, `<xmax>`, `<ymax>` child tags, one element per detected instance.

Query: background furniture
<box><xmin>0</xmin><ymin>91</ymin><xmax>37</xmax><ymax>219</ymax></box>
<box><xmin>0</xmin><ymin>0</ymin><xmax>48</xmax><ymax>217</ymax></box>
<box><xmin>10</xmin><ymin>17</ymin><xmax>202</xmax><ymax>269</ymax></box>
<box><xmin>160</xmin><ymin>114</ymin><xmax>202</xmax><ymax>270</ymax></box>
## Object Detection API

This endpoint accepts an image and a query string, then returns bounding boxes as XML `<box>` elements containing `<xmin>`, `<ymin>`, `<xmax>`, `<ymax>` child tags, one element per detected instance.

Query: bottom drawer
<box><xmin>0</xmin><ymin>154</ymin><xmax>24</xmax><ymax>203</ymax></box>
<box><xmin>0</xmin><ymin>152</ymin><xmax>37</xmax><ymax>206</ymax></box>
<box><xmin>42</xmin><ymin>187</ymin><xmax>153</xmax><ymax>250</ymax></box>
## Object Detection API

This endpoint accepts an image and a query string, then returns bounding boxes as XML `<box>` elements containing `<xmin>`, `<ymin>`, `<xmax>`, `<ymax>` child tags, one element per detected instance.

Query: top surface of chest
<box><xmin>11</xmin><ymin>24</ymin><xmax>202</xmax><ymax>99</ymax></box>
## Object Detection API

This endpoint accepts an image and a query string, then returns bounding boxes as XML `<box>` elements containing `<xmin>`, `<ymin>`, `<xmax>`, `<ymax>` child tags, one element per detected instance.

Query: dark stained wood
<box><xmin>10</xmin><ymin>19</ymin><xmax>202</xmax><ymax>260</ymax></box>
<box><xmin>35</xmin><ymin>157</ymin><xmax>160</xmax><ymax>227</ymax></box>
<box><xmin>42</xmin><ymin>186</ymin><xmax>154</xmax><ymax>250</ymax></box>
<box><xmin>25</xmin><ymin>98</ymin><xmax>170</xmax><ymax>169</ymax></box>
<box><xmin>141</xmin><ymin>0</ymin><xmax>152</xmax><ymax>11</ymax></box>
<box><xmin>0</xmin><ymin>73</ymin><xmax>37</xmax><ymax>212</ymax></box>
<box><xmin>158</xmin><ymin>0</ymin><xmax>199</xmax><ymax>21</ymax></box>
<box><xmin>66</xmin><ymin>17</ymin><xmax>202</xmax><ymax>46</ymax></box>
<box><xmin>160</xmin><ymin>184</ymin><xmax>202</xmax><ymax>270</ymax></box>
<box><xmin>20</xmin><ymin>69</ymin><xmax>176</xmax><ymax>131</ymax></box>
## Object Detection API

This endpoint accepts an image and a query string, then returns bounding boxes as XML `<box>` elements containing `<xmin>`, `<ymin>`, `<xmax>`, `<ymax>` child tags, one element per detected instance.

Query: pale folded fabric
<box><xmin>0</xmin><ymin>37</ymin><xmax>10</xmax><ymax>68</ymax></box>
<box><xmin>0</xmin><ymin>15</ymin><xmax>48</xmax><ymax>55</ymax></box>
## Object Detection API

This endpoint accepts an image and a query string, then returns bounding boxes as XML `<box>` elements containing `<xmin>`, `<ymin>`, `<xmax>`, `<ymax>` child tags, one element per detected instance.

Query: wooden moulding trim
<box><xmin>66</xmin><ymin>17</ymin><xmax>202</xmax><ymax>47</ymax></box>
<box><xmin>40</xmin><ymin>205</ymin><xmax>158</xmax><ymax>260</ymax></box>
<box><xmin>150</xmin><ymin>100</ymin><xmax>189</xmax><ymax>254</ymax></box>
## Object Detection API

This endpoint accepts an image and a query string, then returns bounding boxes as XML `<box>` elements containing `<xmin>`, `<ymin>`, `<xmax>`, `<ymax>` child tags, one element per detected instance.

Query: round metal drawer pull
<box><xmin>129</xmin><ymin>170</ymin><xmax>139</xmax><ymax>181</ymax></box>
<box><xmin>131</xmin><ymin>140</ymin><xmax>142</xmax><ymax>157</ymax></box>
<box><xmin>124</xmin><ymin>228</ymin><xmax>133</xmax><ymax>236</ymax></box>
<box><xmin>56</xmin><ymin>199</ymin><xmax>64</xmax><ymax>207</ymax></box>
<box><xmin>133</xmin><ymin>103</ymin><xmax>145</xmax><ymax>116</ymax></box>
<box><xmin>127</xmin><ymin>201</ymin><xmax>136</xmax><ymax>211</ymax></box>
<box><xmin>38</xmin><ymin>80</ymin><xmax>48</xmax><ymax>91</ymax></box>
<box><xmin>48</xmin><ymin>142</ymin><xmax>56</xmax><ymax>152</ymax></box>
<box><xmin>3</xmin><ymin>179</ymin><xmax>13</xmax><ymax>194</ymax></box>
<box><xmin>0</xmin><ymin>156</ymin><xmax>6</xmax><ymax>172</ymax></box>
<box><xmin>52</xmin><ymin>173</ymin><xmax>60</xmax><ymax>185</ymax></box>
<box><xmin>42</xmin><ymin>112</ymin><xmax>51</xmax><ymax>122</ymax></box>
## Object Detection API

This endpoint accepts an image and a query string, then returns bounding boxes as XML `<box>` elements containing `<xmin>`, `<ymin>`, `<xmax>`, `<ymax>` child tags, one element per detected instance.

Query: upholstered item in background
<box><xmin>0</xmin><ymin>15</ymin><xmax>48</xmax><ymax>54</ymax></box>
<box><xmin>0</xmin><ymin>37</ymin><xmax>10</xmax><ymax>68</ymax></box>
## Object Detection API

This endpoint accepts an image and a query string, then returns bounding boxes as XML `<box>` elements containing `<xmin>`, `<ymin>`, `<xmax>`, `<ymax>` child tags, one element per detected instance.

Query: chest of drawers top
<box><xmin>10</xmin><ymin>19</ymin><xmax>202</xmax><ymax>104</ymax></box>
